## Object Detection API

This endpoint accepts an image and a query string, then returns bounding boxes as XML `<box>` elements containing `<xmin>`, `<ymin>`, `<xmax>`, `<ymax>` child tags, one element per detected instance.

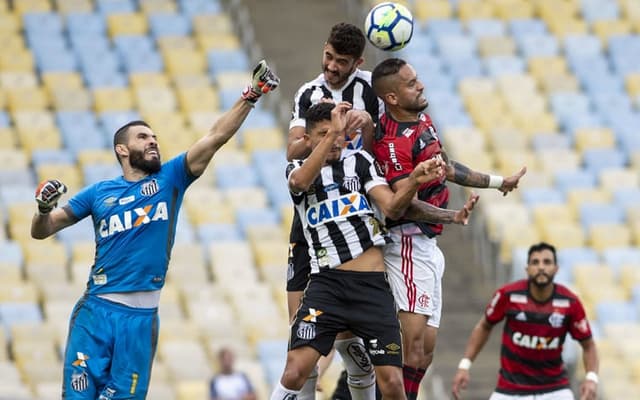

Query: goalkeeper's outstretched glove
<box><xmin>35</xmin><ymin>179</ymin><xmax>67</xmax><ymax>214</ymax></box>
<box><xmin>241</xmin><ymin>60</ymin><xmax>280</xmax><ymax>105</ymax></box>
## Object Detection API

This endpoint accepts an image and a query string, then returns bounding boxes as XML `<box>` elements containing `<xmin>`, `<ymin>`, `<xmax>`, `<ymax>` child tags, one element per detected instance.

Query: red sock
<box><xmin>403</xmin><ymin>365</ymin><xmax>426</xmax><ymax>400</ymax></box>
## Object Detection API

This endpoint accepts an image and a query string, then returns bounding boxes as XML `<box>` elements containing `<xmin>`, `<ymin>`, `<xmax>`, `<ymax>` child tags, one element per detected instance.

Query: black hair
<box><xmin>527</xmin><ymin>242</ymin><xmax>558</xmax><ymax>265</ymax></box>
<box><xmin>304</xmin><ymin>102</ymin><xmax>334</xmax><ymax>133</ymax></box>
<box><xmin>371</xmin><ymin>57</ymin><xmax>407</xmax><ymax>97</ymax></box>
<box><xmin>113</xmin><ymin>120</ymin><xmax>151</xmax><ymax>164</ymax></box>
<box><xmin>327</xmin><ymin>22</ymin><xmax>366</xmax><ymax>59</ymax></box>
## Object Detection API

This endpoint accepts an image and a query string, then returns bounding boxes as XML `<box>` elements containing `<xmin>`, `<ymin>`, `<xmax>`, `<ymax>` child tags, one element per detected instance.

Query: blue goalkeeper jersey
<box><xmin>67</xmin><ymin>153</ymin><xmax>196</xmax><ymax>295</ymax></box>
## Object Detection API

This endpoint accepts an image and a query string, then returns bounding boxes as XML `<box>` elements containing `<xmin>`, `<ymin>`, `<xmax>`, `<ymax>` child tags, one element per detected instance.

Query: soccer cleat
<box><xmin>241</xmin><ymin>60</ymin><xmax>280</xmax><ymax>104</ymax></box>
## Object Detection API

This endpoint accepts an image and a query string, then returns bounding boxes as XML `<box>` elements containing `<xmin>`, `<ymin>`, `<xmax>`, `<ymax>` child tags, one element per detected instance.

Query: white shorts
<box><xmin>489</xmin><ymin>389</ymin><xmax>575</xmax><ymax>400</ymax></box>
<box><xmin>383</xmin><ymin>227</ymin><xmax>444</xmax><ymax>328</ymax></box>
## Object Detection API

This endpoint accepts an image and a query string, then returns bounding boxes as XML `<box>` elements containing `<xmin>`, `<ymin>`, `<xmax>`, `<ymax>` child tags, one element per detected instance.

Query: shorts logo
<box><xmin>72</xmin><ymin>352</ymin><xmax>90</xmax><ymax>367</ymax></box>
<box><xmin>71</xmin><ymin>371</ymin><xmax>88</xmax><ymax>392</ymax></box>
<box><xmin>347</xmin><ymin>341</ymin><xmax>373</xmax><ymax>372</ymax></box>
<box><xmin>418</xmin><ymin>293</ymin><xmax>430</xmax><ymax>308</ymax></box>
<box><xmin>296</xmin><ymin>321</ymin><xmax>316</xmax><ymax>340</ymax></box>
<box><xmin>368</xmin><ymin>339</ymin><xmax>386</xmax><ymax>356</ymax></box>
<box><xmin>98</xmin><ymin>387</ymin><xmax>116</xmax><ymax>399</ymax></box>
<box><xmin>303</xmin><ymin>308</ymin><xmax>323</xmax><ymax>322</ymax></box>
<box><xmin>385</xmin><ymin>343</ymin><xmax>401</xmax><ymax>355</ymax></box>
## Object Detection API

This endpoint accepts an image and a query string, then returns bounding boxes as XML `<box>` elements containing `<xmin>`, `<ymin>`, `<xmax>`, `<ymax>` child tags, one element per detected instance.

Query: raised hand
<box><xmin>499</xmin><ymin>166</ymin><xmax>526</xmax><ymax>196</ymax></box>
<box><xmin>453</xmin><ymin>192</ymin><xmax>479</xmax><ymax>225</ymax></box>
<box><xmin>35</xmin><ymin>179</ymin><xmax>67</xmax><ymax>214</ymax></box>
<box><xmin>241</xmin><ymin>60</ymin><xmax>280</xmax><ymax>104</ymax></box>
<box><xmin>330</xmin><ymin>101</ymin><xmax>353</xmax><ymax>137</ymax></box>
<box><xmin>411</xmin><ymin>156</ymin><xmax>446</xmax><ymax>184</ymax></box>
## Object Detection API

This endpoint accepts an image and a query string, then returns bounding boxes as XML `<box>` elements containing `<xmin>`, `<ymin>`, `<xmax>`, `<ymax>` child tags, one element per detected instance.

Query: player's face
<box><xmin>394</xmin><ymin>64</ymin><xmax>428</xmax><ymax>113</ymax></box>
<box><xmin>526</xmin><ymin>249</ymin><xmax>558</xmax><ymax>288</ymax></box>
<box><xmin>307</xmin><ymin>120</ymin><xmax>344</xmax><ymax>163</ymax></box>
<box><xmin>127</xmin><ymin>126</ymin><xmax>161</xmax><ymax>174</ymax></box>
<box><xmin>322</xmin><ymin>43</ymin><xmax>360</xmax><ymax>89</ymax></box>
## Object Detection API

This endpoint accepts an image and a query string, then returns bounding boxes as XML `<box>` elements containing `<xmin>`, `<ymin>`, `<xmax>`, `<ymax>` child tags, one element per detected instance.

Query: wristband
<box><xmin>458</xmin><ymin>358</ymin><xmax>472</xmax><ymax>370</ymax></box>
<box><xmin>585</xmin><ymin>371</ymin><xmax>598</xmax><ymax>384</ymax></box>
<box><xmin>488</xmin><ymin>175</ymin><xmax>504</xmax><ymax>189</ymax></box>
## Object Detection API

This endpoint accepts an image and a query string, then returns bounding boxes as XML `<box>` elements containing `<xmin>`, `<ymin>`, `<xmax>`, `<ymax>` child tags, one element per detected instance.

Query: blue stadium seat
<box><xmin>83</xmin><ymin>164</ymin><xmax>121</xmax><ymax>184</ymax></box>
<box><xmin>420</xmin><ymin>68</ymin><xmax>456</xmax><ymax>91</ymax></box>
<box><xmin>596</xmin><ymin>301</ymin><xmax>639</xmax><ymax>325</ymax></box>
<box><xmin>207</xmin><ymin>49</ymin><xmax>250</xmax><ymax>77</ymax></box>
<box><xmin>445</xmin><ymin>57</ymin><xmax>484</xmax><ymax>80</ymax></box>
<box><xmin>484</xmin><ymin>56</ymin><xmax>526</xmax><ymax>77</ymax></box>
<box><xmin>424</xmin><ymin>18</ymin><xmax>463</xmax><ymax>39</ymax></box>
<box><xmin>579</xmin><ymin>203</ymin><xmax>626</xmax><ymax>229</ymax></box>
<box><xmin>466</xmin><ymin>18</ymin><xmax>506</xmax><ymax>38</ymax></box>
<box><xmin>437</xmin><ymin>34</ymin><xmax>477</xmax><ymax>61</ymax></box>
<box><xmin>612</xmin><ymin>188</ymin><xmax>640</xmax><ymax>209</ymax></box>
<box><xmin>31</xmin><ymin>149</ymin><xmax>75</xmax><ymax>168</ymax></box>
<box><xmin>66</xmin><ymin>13</ymin><xmax>107</xmax><ymax>36</ymax></box>
<box><xmin>22</xmin><ymin>12</ymin><xmax>64</xmax><ymax>34</ymax></box>
<box><xmin>257</xmin><ymin>339</ymin><xmax>287</xmax><ymax>387</ymax></box>
<box><xmin>592</xmin><ymin>92</ymin><xmax>633</xmax><ymax>122</ymax></box>
<box><xmin>0</xmin><ymin>304</ymin><xmax>43</xmax><ymax>336</ymax></box>
<box><xmin>0</xmin><ymin>170</ymin><xmax>36</xmax><ymax>187</ymax></box>
<box><xmin>550</xmin><ymin>92</ymin><xmax>591</xmax><ymax>119</ymax></box>
<box><xmin>0</xmin><ymin>112</ymin><xmax>10</xmax><ymax>128</ymax></box>
<box><xmin>516</xmin><ymin>34</ymin><xmax>559</xmax><ymax>58</ymax></box>
<box><xmin>569</xmin><ymin>55</ymin><xmax>610</xmax><ymax>81</ymax></box>
<box><xmin>178</xmin><ymin>0</ymin><xmax>222</xmax><ymax>16</ymax></box>
<box><xmin>508</xmin><ymin>19</ymin><xmax>547</xmax><ymax>38</ymax></box>
<box><xmin>579</xmin><ymin>72</ymin><xmax>625</xmax><ymax>97</ymax></box>
<box><xmin>148</xmin><ymin>13</ymin><xmax>191</xmax><ymax>38</ymax></box>
<box><xmin>563</xmin><ymin>34</ymin><xmax>602</xmax><ymax>60</ymax></box>
<box><xmin>531</xmin><ymin>133</ymin><xmax>571</xmax><ymax>151</ymax></box>
<box><xmin>554</xmin><ymin>170</ymin><xmax>596</xmax><ymax>192</ymax></box>
<box><xmin>113</xmin><ymin>35</ymin><xmax>155</xmax><ymax>58</ymax></box>
<box><xmin>521</xmin><ymin>188</ymin><xmax>565</xmax><ymax>207</ymax></box>
<box><xmin>557</xmin><ymin>246</ymin><xmax>599</xmax><ymax>271</ymax></box>
<box><xmin>401</xmin><ymin>31</ymin><xmax>435</xmax><ymax>55</ymax></box>
<box><xmin>95</xmin><ymin>0</ymin><xmax>136</xmax><ymax>15</ymax></box>
<box><xmin>0</xmin><ymin>241</ymin><xmax>23</xmax><ymax>266</ymax></box>
<box><xmin>582</xmin><ymin>148</ymin><xmax>627</xmax><ymax>174</ymax></box>
<box><xmin>580</xmin><ymin>0</ymin><xmax>620</xmax><ymax>23</ymax></box>
<box><xmin>197</xmin><ymin>223</ymin><xmax>242</xmax><ymax>244</ymax></box>
<box><xmin>99</xmin><ymin>111</ymin><xmax>141</xmax><ymax>137</ymax></box>
<box><xmin>57</xmin><ymin>111</ymin><xmax>108</xmax><ymax>153</ymax></box>
<box><xmin>56</xmin><ymin>217</ymin><xmax>95</xmax><ymax>246</ymax></box>
<box><xmin>601</xmin><ymin>247</ymin><xmax>640</xmax><ymax>275</ymax></box>
<box><xmin>120</xmin><ymin>50</ymin><xmax>164</xmax><ymax>73</ymax></box>
<box><xmin>0</xmin><ymin>185</ymin><xmax>37</xmax><ymax>207</ymax></box>
<box><xmin>215</xmin><ymin>165</ymin><xmax>259</xmax><ymax>188</ymax></box>
<box><xmin>235</xmin><ymin>208</ymin><xmax>280</xmax><ymax>235</ymax></box>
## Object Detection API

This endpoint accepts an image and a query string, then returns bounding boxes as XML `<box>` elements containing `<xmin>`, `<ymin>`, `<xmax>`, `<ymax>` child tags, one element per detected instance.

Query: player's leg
<box><xmin>397</xmin><ymin>311</ymin><xmax>429</xmax><ymax>400</ymax></box>
<box><xmin>99</xmin><ymin>299</ymin><xmax>158</xmax><ymax>399</ymax></box>
<box><xmin>271</xmin><ymin>346</ymin><xmax>323</xmax><ymax>399</ymax></box>
<box><xmin>62</xmin><ymin>297</ymin><xmax>111</xmax><ymax>399</ymax></box>
<box><xmin>334</xmin><ymin>332</ymin><xmax>376</xmax><ymax>400</ymax></box>
<box><xmin>373</xmin><ymin>365</ymin><xmax>406</xmax><ymax>400</ymax></box>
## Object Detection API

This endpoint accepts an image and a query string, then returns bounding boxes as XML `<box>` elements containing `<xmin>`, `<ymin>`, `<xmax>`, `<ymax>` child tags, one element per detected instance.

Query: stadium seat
<box><xmin>589</xmin><ymin>223</ymin><xmax>632</xmax><ymax>251</ymax></box>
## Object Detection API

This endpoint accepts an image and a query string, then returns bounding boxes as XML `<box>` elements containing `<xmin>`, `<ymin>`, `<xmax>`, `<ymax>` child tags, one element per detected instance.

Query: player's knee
<box><xmin>281</xmin><ymin>365</ymin><xmax>309</xmax><ymax>390</ymax></box>
<box><xmin>376</xmin><ymin>373</ymin><xmax>405</xmax><ymax>397</ymax></box>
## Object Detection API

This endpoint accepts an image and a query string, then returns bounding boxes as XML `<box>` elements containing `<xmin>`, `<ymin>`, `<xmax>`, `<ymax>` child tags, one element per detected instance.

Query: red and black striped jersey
<box><xmin>371</xmin><ymin>112</ymin><xmax>449</xmax><ymax>237</ymax></box>
<box><xmin>484</xmin><ymin>280</ymin><xmax>593</xmax><ymax>395</ymax></box>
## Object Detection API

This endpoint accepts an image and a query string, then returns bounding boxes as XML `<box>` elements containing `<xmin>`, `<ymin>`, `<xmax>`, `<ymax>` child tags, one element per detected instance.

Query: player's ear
<box><xmin>115</xmin><ymin>144</ymin><xmax>128</xmax><ymax>158</ymax></box>
<box><xmin>384</xmin><ymin>92</ymin><xmax>398</xmax><ymax>105</ymax></box>
<box><xmin>355</xmin><ymin>57</ymin><xmax>364</xmax><ymax>68</ymax></box>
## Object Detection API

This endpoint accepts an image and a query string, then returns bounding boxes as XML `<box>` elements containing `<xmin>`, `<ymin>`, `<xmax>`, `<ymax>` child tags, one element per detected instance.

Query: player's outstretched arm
<box><xmin>405</xmin><ymin>192</ymin><xmax>479</xmax><ymax>225</ymax></box>
<box><xmin>187</xmin><ymin>60</ymin><xmax>279</xmax><ymax>176</ymax></box>
<box><xmin>442</xmin><ymin>149</ymin><xmax>526</xmax><ymax>196</ymax></box>
<box><xmin>31</xmin><ymin>180</ymin><xmax>76</xmax><ymax>239</ymax></box>
<box><xmin>452</xmin><ymin>317</ymin><xmax>494</xmax><ymax>400</ymax></box>
<box><xmin>579</xmin><ymin>338</ymin><xmax>599</xmax><ymax>400</ymax></box>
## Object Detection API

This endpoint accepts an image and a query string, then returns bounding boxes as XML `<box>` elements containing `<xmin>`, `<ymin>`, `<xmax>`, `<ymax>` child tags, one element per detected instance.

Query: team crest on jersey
<box><xmin>306</xmin><ymin>193</ymin><xmax>372</xmax><ymax>227</ymax></box>
<box><xmin>297</xmin><ymin>321</ymin><xmax>316</xmax><ymax>340</ymax></box>
<box><xmin>71</xmin><ymin>371</ymin><xmax>88</xmax><ymax>392</ymax></box>
<box><xmin>140</xmin><ymin>179</ymin><xmax>159</xmax><ymax>196</ymax></box>
<box><xmin>342</xmin><ymin>175</ymin><xmax>361</xmax><ymax>192</ymax></box>
<box><xmin>548</xmin><ymin>311</ymin><xmax>565</xmax><ymax>328</ymax></box>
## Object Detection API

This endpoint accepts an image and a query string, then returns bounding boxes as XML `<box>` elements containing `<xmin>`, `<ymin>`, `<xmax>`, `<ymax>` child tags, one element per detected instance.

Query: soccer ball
<box><xmin>364</xmin><ymin>2</ymin><xmax>414</xmax><ymax>51</ymax></box>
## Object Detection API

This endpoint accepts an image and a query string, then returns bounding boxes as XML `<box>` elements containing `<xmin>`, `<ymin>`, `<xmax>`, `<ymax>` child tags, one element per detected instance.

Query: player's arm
<box><xmin>187</xmin><ymin>60</ymin><xmax>279</xmax><ymax>176</ymax></box>
<box><xmin>578</xmin><ymin>338</ymin><xmax>599</xmax><ymax>400</ymax></box>
<box><xmin>451</xmin><ymin>317</ymin><xmax>495</xmax><ymax>400</ymax></box>
<box><xmin>31</xmin><ymin>180</ymin><xmax>77</xmax><ymax>239</ymax></box>
<box><xmin>345</xmin><ymin>109</ymin><xmax>375</xmax><ymax>153</ymax></box>
<box><xmin>404</xmin><ymin>192</ymin><xmax>479</xmax><ymax>225</ymax></box>
<box><xmin>287</xmin><ymin>125</ymin><xmax>311</xmax><ymax>161</ymax></box>
<box><xmin>441</xmin><ymin>149</ymin><xmax>526</xmax><ymax>196</ymax></box>
<box><xmin>289</xmin><ymin>102</ymin><xmax>352</xmax><ymax>192</ymax></box>
<box><xmin>368</xmin><ymin>158</ymin><xmax>446</xmax><ymax>220</ymax></box>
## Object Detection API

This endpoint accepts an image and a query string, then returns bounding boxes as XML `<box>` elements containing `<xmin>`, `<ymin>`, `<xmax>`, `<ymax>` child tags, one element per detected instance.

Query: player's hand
<box><xmin>579</xmin><ymin>379</ymin><xmax>597</xmax><ymax>400</ymax></box>
<box><xmin>498</xmin><ymin>166</ymin><xmax>526</xmax><ymax>196</ymax></box>
<box><xmin>454</xmin><ymin>192</ymin><xmax>479</xmax><ymax>225</ymax></box>
<box><xmin>330</xmin><ymin>101</ymin><xmax>352</xmax><ymax>137</ymax></box>
<box><xmin>344</xmin><ymin>109</ymin><xmax>373</xmax><ymax>134</ymax></box>
<box><xmin>35</xmin><ymin>179</ymin><xmax>67</xmax><ymax>214</ymax></box>
<box><xmin>452</xmin><ymin>368</ymin><xmax>470</xmax><ymax>400</ymax></box>
<box><xmin>241</xmin><ymin>60</ymin><xmax>280</xmax><ymax>104</ymax></box>
<box><xmin>411</xmin><ymin>156</ymin><xmax>446</xmax><ymax>183</ymax></box>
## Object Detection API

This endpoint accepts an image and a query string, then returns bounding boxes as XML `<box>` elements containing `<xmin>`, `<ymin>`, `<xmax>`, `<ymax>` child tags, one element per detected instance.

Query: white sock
<box><xmin>270</xmin><ymin>381</ymin><xmax>301</xmax><ymax>400</ymax></box>
<box><xmin>298</xmin><ymin>365</ymin><xmax>318</xmax><ymax>400</ymax></box>
<box><xmin>334</xmin><ymin>337</ymin><xmax>376</xmax><ymax>400</ymax></box>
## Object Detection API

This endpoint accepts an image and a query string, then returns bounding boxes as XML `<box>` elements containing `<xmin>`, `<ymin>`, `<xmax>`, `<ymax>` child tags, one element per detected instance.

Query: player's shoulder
<box><xmin>296</xmin><ymin>73</ymin><xmax>325</xmax><ymax>92</ymax></box>
<box><xmin>500</xmin><ymin>279</ymin><xmax>529</xmax><ymax>294</ymax></box>
<box><xmin>353</xmin><ymin>69</ymin><xmax>373</xmax><ymax>84</ymax></box>
<box><xmin>553</xmin><ymin>282</ymin><xmax>581</xmax><ymax>300</ymax></box>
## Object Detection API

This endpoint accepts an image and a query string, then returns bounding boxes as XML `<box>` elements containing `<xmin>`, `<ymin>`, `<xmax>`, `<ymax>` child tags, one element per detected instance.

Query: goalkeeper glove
<box><xmin>241</xmin><ymin>60</ymin><xmax>280</xmax><ymax>105</ymax></box>
<box><xmin>35</xmin><ymin>179</ymin><xmax>67</xmax><ymax>214</ymax></box>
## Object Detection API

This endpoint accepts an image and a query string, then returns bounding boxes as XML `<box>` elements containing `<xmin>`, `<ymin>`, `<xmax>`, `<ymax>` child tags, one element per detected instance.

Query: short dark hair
<box><xmin>113</xmin><ymin>120</ymin><xmax>150</xmax><ymax>164</ymax></box>
<box><xmin>371</xmin><ymin>57</ymin><xmax>407</xmax><ymax>97</ymax></box>
<box><xmin>304</xmin><ymin>102</ymin><xmax>334</xmax><ymax>133</ymax></box>
<box><xmin>327</xmin><ymin>22</ymin><xmax>366</xmax><ymax>59</ymax></box>
<box><xmin>527</xmin><ymin>242</ymin><xmax>557</xmax><ymax>265</ymax></box>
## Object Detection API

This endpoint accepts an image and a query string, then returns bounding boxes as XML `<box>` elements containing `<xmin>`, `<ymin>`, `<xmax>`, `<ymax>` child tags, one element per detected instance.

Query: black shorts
<box><xmin>287</xmin><ymin>241</ymin><xmax>310</xmax><ymax>292</ymax></box>
<box><xmin>289</xmin><ymin>269</ymin><xmax>402</xmax><ymax>367</ymax></box>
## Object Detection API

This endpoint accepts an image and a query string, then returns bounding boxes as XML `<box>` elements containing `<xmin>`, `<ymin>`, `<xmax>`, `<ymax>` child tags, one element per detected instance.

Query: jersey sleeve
<box><xmin>286</xmin><ymin>160</ymin><xmax>305</xmax><ymax>200</ymax></box>
<box><xmin>289</xmin><ymin>85</ymin><xmax>310</xmax><ymax>130</ymax></box>
<box><xmin>66</xmin><ymin>183</ymin><xmax>97</xmax><ymax>220</ymax></box>
<box><xmin>568</xmin><ymin>298</ymin><xmax>593</xmax><ymax>341</ymax></box>
<box><xmin>162</xmin><ymin>152</ymin><xmax>197</xmax><ymax>191</ymax></box>
<box><xmin>358</xmin><ymin>151</ymin><xmax>390</xmax><ymax>192</ymax></box>
<box><xmin>484</xmin><ymin>287</ymin><xmax>508</xmax><ymax>325</ymax></box>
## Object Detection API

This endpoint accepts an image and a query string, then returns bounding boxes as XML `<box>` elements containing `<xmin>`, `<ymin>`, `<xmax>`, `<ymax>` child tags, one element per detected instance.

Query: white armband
<box><xmin>585</xmin><ymin>371</ymin><xmax>599</xmax><ymax>384</ymax></box>
<box><xmin>458</xmin><ymin>358</ymin><xmax>472</xmax><ymax>370</ymax></box>
<box><xmin>488</xmin><ymin>175</ymin><xmax>504</xmax><ymax>189</ymax></box>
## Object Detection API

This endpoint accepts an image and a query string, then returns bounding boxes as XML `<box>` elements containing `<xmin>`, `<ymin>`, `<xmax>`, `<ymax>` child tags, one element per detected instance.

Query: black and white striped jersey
<box><xmin>289</xmin><ymin>69</ymin><xmax>383</xmax><ymax>151</ymax></box>
<box><xmin>286</xmin><ymin>150</ymin><xmax>390</xmax><ymax>273</ymax></box>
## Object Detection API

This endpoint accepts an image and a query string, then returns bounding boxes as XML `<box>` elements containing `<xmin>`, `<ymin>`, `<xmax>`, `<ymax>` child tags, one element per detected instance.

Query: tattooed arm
<box><xmin>441</xmin><ymin>149</ymin><xmax>527</xmax><ymax>196</ymax></box>
<box><xmin>404</xmin><ymin>192</ymin><xmax>479</xmax><ymax>225</ymax></box>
